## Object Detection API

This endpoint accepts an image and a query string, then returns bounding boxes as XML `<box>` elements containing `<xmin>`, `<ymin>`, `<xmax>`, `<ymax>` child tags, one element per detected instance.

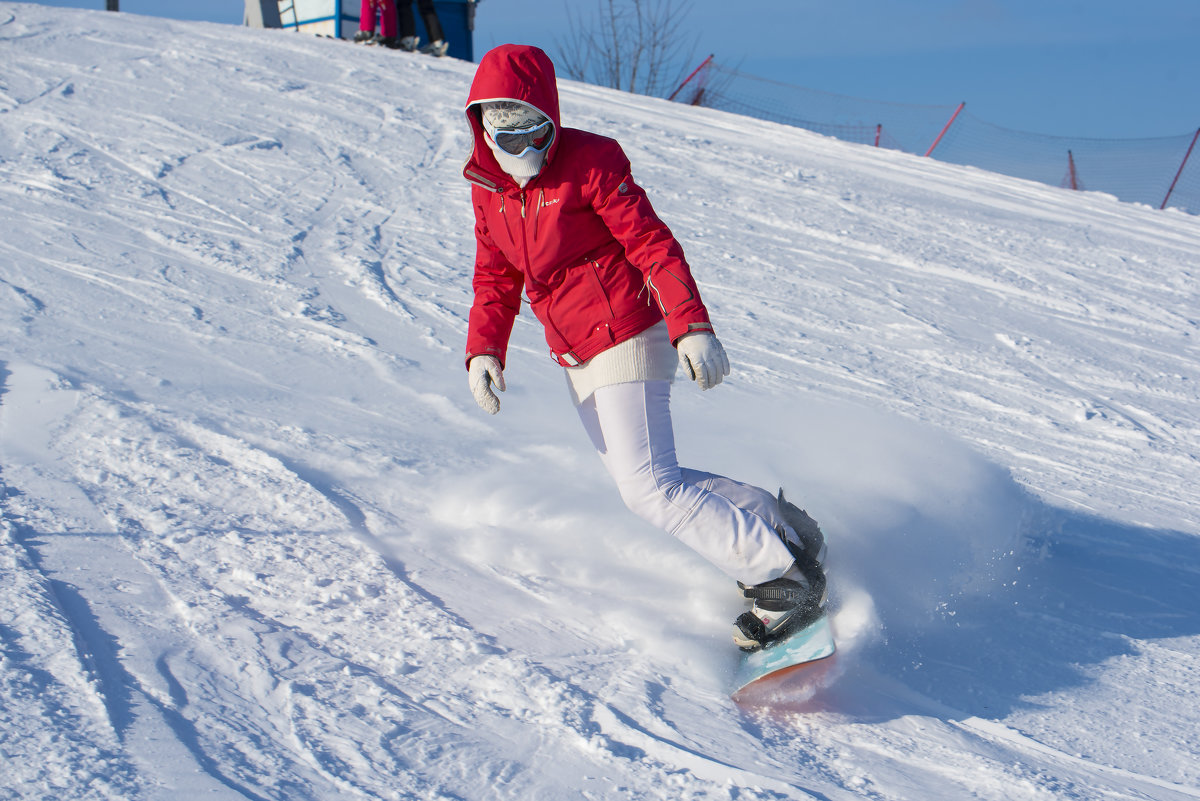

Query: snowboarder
<box><xmin>461</xmin><ymin>44</ymin><xmax>826</xmax><ymax>650</ymax></box>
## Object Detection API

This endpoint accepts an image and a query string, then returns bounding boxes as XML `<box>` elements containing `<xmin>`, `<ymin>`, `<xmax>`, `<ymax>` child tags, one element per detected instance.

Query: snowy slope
<box><xmin>2</xmin><ymin>3</ymin><xmax>1200</xmax><ymax>799</ymax></box>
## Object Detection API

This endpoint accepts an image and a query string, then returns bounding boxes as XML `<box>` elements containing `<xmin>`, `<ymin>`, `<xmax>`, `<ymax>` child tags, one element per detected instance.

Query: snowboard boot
<box><xmin>352</xmin><ymin>29</ymin><xmax>375</xmax><ymax>44</ymax></box>
<box><xmin>732</xmin><ymin>532</ymin><xmax>827</xmax><ymax>652</ymax></box>
<box><xmin>778</xmin><ymin>489</ymin><xmax>826</xmax><ymax>566</ymax></box>
<box><xmin>399</xmin><ymin>35</ymin><xmax>419</xmax><ymax>52</ymax></box>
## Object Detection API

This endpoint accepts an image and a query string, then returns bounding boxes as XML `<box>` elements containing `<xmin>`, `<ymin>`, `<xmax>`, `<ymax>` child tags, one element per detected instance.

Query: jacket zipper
<box><xmin>517</xmin><ymin>189</ymin><xmax>532</xmax><ymax>278</ymax></box>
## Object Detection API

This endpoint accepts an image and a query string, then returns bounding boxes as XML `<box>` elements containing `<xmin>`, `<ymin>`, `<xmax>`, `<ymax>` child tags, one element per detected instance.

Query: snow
<box><xmin>2</xmin><ymin>2</ymin><xmax>1199</xmax><ymax>799</ymax></box>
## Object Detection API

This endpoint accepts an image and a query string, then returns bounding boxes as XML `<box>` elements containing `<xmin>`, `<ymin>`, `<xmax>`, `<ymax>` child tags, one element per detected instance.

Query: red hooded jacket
<box><xmin>463</xmin><ymin>44</ymin><xmax>713</xmax><ymax>369</ymax></box>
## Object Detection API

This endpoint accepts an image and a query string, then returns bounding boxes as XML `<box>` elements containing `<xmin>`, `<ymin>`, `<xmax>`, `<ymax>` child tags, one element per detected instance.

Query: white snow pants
<box><xmin>576</xmin><ymin>380</ymin><xmax>796</xmax><ymax>586</ymax></box>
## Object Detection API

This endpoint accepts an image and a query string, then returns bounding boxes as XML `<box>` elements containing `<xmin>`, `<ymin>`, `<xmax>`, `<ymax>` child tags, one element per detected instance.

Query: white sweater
<box><xmin>564</xmin><ymin>321</ymin><xmax>678</xmax><ymax>406</ymax></box>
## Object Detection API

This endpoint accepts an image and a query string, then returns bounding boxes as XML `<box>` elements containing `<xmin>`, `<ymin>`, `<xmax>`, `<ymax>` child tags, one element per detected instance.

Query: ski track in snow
<box><xmin>2</xmin><ymin>3</ymin><xmax>1200</xmax><ymax>799</ymax></box>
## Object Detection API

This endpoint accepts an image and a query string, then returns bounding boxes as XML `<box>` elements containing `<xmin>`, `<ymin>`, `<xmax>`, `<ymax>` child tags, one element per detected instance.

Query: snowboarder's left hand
<box><xmin>677</xmin><ymin>331</ymin><xmax>730</xmax><ymax>390</ymax></box>
<box><xmin>468</xmin><ymin>355</ymin><xmax>505</xmax><ymax>414</ymax></box>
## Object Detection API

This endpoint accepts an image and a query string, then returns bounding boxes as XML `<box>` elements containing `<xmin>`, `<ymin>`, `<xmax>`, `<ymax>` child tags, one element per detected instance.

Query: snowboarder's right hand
<box><xmin>468</xmin><ymin>355</ymin><xmax>506</xmax><ymax>414</ymax></box>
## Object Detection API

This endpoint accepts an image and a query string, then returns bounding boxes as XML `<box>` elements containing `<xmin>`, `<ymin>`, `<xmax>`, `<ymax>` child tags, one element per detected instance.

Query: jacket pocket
<box><xmin>586</xmin><ymin>261</ymin><xmax>617</xmax><ymax>319</ymax></box>
<box><xmin>646</xmin><ymin>266</ymin><xmax>696</xmax><ymax>316</ymax></box>
<box><xmin>543</xmin><ymin>261</ymin><xmax>615</xmax><ymax>352</ymax></box>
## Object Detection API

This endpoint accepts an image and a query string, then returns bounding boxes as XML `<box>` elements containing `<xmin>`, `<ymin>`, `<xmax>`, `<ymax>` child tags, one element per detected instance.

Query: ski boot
<box><xmin>420</xmin><ymin>38</ymin><xmax>449</xmax><ymax>57</ymax></box>
<box><xmin>352</xmin><ymin>30</ymin><xmax>375</xmax><ymax>44</ymax></box>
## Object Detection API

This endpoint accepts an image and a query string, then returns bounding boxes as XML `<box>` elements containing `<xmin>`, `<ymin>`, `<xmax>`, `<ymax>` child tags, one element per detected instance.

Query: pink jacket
<box><xmin>463</xmin><ymin>44</ymin><xmax>713</xmax><ymax>368</ymax></box>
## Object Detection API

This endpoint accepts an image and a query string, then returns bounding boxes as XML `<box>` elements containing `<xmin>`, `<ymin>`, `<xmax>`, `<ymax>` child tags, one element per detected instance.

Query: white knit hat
<box><xmin>480</xmin><ymin>101</ymin><xmax>547</xmax><ymax>130</ymax></box>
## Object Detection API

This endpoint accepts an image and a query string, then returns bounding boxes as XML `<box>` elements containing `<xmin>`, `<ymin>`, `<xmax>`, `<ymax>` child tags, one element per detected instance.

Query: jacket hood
<box><xmin>463</xmin><ymin>44</ymin><xmax>561</xmax><ymax>191</ymax></box>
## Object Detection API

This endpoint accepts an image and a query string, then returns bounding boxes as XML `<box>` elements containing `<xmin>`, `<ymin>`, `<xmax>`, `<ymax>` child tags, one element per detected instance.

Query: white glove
<box><xmin>468</xmin><ymin>355</ymin><xmax>506</xmax><ymax>414</ymax></box>
<box><xmin>677</xmin><ymin>331</ymin><xmax>730</xmax><ymax>390</ymax></box>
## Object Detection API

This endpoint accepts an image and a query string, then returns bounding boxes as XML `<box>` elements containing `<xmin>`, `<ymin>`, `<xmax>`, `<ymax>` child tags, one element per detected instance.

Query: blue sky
<box><xmin>23</xmin><ymin>0</ymin><xmax>1200</xmax><ymax>139</ymax></box>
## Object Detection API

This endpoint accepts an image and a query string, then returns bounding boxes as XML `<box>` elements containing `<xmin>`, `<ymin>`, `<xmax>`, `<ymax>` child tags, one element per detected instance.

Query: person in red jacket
<box><xmin>353</xmin><ymin>0</ymin><xmax>398</xmax><ymax>48</ymax></box>
<box><xmin>462</xmin><ymin>44</ymin><xmax>826</xmax><ymax>651</ymax></box>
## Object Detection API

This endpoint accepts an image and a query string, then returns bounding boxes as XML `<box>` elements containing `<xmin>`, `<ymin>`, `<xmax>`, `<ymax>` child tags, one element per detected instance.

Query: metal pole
<box><xmin>668</xmin><ymin>54</ymin><xmax>714</xmax><ymax>103</ymax></box>
<box><xmin>924</xmin><ymin>102</ymin><xmax>965</xmax><ymax>158</ymax></box>
<box><xmin>1160</xmin><ymin>127</ymin><xmax>1200</xmax><ymax>210</ymax></box>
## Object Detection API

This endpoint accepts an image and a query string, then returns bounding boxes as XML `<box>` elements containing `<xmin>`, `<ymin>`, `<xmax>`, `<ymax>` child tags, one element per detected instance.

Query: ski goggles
<box><xmin>483</xmin><ymin>116</ymin><xmax>554</xmax><ymax>157</ymax></box>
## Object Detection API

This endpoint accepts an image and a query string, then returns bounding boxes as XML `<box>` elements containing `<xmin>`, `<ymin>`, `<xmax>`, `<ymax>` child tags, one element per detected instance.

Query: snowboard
<box><xmin>732</xmin><ymin>612</ymin><xmax>836</xmax><ymax>700</ymax></box>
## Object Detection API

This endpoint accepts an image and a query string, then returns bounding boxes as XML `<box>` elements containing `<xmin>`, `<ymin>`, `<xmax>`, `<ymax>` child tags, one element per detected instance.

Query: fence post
<box><xmin>925</xmin><ymin>102</ymin><xmax>965</xmax><ymax>157</ymax></box>
<box><xmin>668</xmin><ymin>54</ymin><xmax>714</xmax><ymax>103</ymax></box>
<box><xmin>1066</xmin><ymin>150</ymin><xmax>1079</xmax><ymax>190</ymax></box>
<box><xmin>875</xmin><ymin>124</ymin><xmax>882</xmax><ymax>147</ymax></box>
<box><xmin>1161</xmin><ymin>127</ymin><xmax>1200</xmax><ymax>210</ymax></box>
